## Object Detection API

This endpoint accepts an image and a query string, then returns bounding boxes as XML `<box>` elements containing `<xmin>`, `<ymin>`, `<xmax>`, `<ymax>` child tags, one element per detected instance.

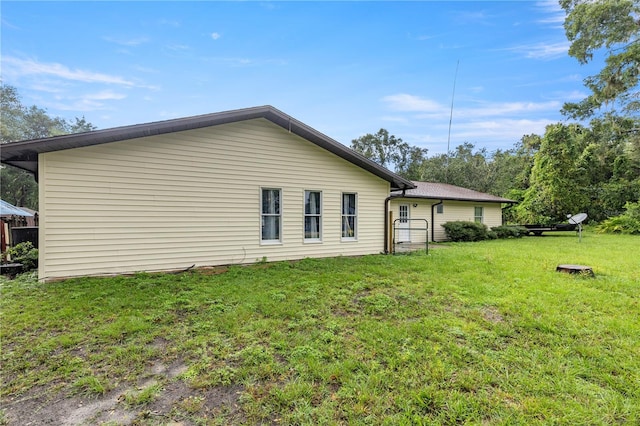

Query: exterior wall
<box><xmin>38</xmin><ymin>118</ymin><xmax>390</xmax><ymax>280</ymax></box>
<box><xmin>389</xmin><ymin>198</ymin><xmax>505</xmax><ymax>242</ymax></box>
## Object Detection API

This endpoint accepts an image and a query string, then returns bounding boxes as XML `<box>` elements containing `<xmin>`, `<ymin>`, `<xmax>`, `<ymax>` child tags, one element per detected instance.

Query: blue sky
<box><xmin>2</xmin><ymin>1</ymin><xmax>602</xmax><ymax>155</ymax></box>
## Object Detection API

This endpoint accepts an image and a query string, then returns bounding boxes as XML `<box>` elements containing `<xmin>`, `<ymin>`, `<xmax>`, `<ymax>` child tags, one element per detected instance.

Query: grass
<box><xmin>1</xmin><ymin>230</ymin><xmax>639</xmax><ymax>424</ymax></box>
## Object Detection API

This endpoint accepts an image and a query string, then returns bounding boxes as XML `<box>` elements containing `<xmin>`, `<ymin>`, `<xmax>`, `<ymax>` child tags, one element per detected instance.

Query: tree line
<box><xmin>1</xmin><ymin>0</ymin><xmax>639</xmax><ymax>226</ymax></box>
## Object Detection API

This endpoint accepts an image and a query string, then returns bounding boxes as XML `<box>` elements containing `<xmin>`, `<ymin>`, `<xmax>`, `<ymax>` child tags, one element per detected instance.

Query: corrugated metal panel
<box><xmin>0</xmin><ymin>200</ymin><xmax>34</xmax><ymax>217</ymax></box>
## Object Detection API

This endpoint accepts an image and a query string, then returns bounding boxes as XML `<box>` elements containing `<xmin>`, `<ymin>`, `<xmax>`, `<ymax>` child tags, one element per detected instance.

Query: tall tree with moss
<box><xmin>1</xmin><ymin>84</ymin><xmax>96</xmax><ymax>209</ymax></box>
<box><xmin>561</xmin><ymin>0</ymin><xmax>640</xmax><ymax>119</ymax></box>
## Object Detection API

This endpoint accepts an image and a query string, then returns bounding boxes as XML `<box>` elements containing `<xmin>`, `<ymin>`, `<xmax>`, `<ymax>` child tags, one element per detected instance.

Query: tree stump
<box><xmin>556</xmin><ymin>264</ymin><xmax>594</xmax><ymax>277</ymax></box>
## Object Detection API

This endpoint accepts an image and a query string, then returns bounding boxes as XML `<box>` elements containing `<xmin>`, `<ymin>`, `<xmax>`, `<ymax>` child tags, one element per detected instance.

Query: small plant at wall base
<box><xmin>4</xmin><ymin>242</ymin><xmax>38</xmax><ymax>270</ymax></box>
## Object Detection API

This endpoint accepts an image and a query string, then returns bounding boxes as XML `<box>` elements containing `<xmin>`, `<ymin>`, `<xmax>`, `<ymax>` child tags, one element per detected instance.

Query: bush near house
<box><xmin>442</xmin><ymin>221</ymin><xmax>490</xmax><ymax>242</ymax></box>
<box><xmin>443</xmin><ymin>222</ymin><xmax>529</xmax><ymax>242</ymax></box>
<box><xmin>3</xmin><ymin>242</ymin><xmax>38</xmax><ymax>270</ymax></box>
<box><xmin>491</xmin><ymin>225</ymin><xmax>529</xmax><ymax>239</ymax></box>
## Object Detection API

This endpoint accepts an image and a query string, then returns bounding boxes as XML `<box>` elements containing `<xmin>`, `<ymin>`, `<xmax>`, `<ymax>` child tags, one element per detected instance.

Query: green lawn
<box><xmin>1</xmin><ymin>231</ymin><xmax>639</xmax><ymax>425</ymax></box>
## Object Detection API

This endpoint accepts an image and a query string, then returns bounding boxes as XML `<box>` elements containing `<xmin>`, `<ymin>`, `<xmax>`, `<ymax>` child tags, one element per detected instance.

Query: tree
<box><xmin>1</xmin><ymin>83</ymin><xmax>96</xmax><ymax>209</ymax></box>
<box><xmin>513</xmin><ymin>118</ymin><xmax>640</xmax><ymax>224</ymax></box>
<box><xmin>350</xmin><ymin>129</ymin><xmax>428</xmax><ymax>179</ymax></box>
<box><xmin>420</xmin><ymin>143</ymin><xmax>493</xmax><ymax>192</ymax></box>
<box><xmin>515</xmin><ymin>123</ymin><xmax>592</xmax><ymax>224</ymax></box>
<box><xmin>561</xmin><ymin>0</ymin><xmax>640</xmax><ymax>119</ymax></box>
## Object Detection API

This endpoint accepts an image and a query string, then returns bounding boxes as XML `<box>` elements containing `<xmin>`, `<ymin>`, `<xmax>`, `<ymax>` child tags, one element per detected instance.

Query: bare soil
<box><xmin>1</xmin><ymin>358</ymin><xmax>244</xmax><ymax>425</ymax></box>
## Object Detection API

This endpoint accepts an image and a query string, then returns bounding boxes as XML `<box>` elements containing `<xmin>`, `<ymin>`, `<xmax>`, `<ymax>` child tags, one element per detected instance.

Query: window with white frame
<box><xmin>304</xmin><ymin>190</ymin><xmax>322</xmax><ymax>241</ymax></box>
<box><xmin>261</xmin><ymin>188</ymin><xmax>281</xmax><ymax>242</ymax></box>
<box><xmin>436</xmin><ymin>204</ymin><xmax>444</xmax><ymax>214</ymax></box>
<box><xmin>474</xmin><ymin>206</ymin><xmax>484</xmax><ymax>223</ymax></box>
<box><xmin>341</xmin><ymin>193</ymin><xmax>357</xmax><ymax>239</ymax></box>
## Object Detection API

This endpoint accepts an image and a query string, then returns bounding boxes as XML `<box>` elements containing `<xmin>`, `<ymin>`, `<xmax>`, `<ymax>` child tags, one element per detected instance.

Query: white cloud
<box><xmin>452</xmin><ymin>118</ymin><xmax>552</xmax><ymax>142</ymax></box>
<box><xmin>84</xmin><ymin>90</ymin><xmax>127</xmax><ymax>101</ymax></box>
<box><xmin>211</xmin><ymin>32</ymin><xmax>221</xmax><ymax>40</ymax></box>
<box><xmin>458</xmin><ymin>100</ymin><xmax>561</xmax><ymax>118</ymax></box>
<box><xmin>158</xmin><ymin>19</ymin><xmax>181</xmax><ymax>27</ymax></box>
<box><xmin>535</xmin><ymin>0</ymin><xmax>566</xmax><ymax>26</ymax></box>
<box><xmin>382</xmin><ymin>94</ymin><xmax>559</xmax><ymax>119</ymax></box>
<box><xmin>381</xmin><ymin>94</ymin><xmax>445</xmax><ymax>113</ymax></box>
<box><xmin>103</xmin><ymin>36</ymin><xmax>149</xmax><ymax>46</ymax></box>
<box><xmin>550</xmin><ymin>89</ymin><xmax>586</xmax><ymax>101</ymax></box>
<box><xmin>166</xmin><ymin>44</ymin><xmax>191</xmax><ymax>51</ymax></box>
<box><xmin>379</xmin><ymin>93</ymin><xmax>562</xmax><ymax>152</ymax></box>
<box><xmin>3</xmin><ymin>56</ymin><xmax>136</xmax><ymax>86</ymax></box>
<box><xmin>505</xmin><ymin>41</ymin><xmax>570</xmax><ymax>60</ymax></box>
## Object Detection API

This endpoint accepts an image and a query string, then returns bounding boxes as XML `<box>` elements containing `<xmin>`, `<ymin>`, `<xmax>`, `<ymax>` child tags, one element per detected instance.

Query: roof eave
<box><xmin>0</xmin><ymin>105</ymin><xmax>415</xmax><ymax>190</ymax></box>
<box><xmin>390</xmin><ymin>194</ymin><xmax>517</xmax><ymax>204</ymax></box>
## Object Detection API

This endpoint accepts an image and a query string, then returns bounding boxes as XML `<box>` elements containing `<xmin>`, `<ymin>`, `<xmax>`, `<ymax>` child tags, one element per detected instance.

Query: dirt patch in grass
<box><xmin>481</xmin><ymin>306</ymin><xmax>505</xmax><ymax>324</ymax></box>
<box><xmin>1</xmin><ymin>358</ymin><xmax>244</xmax><ymax>425</ymax></box>
<box><xmin>2</xmin><ymin>385</ymin><xmax>136</xmax><ymax>425</ymax></box>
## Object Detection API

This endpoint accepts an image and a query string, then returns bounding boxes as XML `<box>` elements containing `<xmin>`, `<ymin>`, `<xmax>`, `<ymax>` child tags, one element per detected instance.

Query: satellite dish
<box><xmin>568</xmin><ymin>213</ymin><xmax>587</xmax><ymax>225</ymax></box>
<box><xmin>568</xmin><ymin>213</ymin><xmax>588</xmax><ymax>242</ymax></box>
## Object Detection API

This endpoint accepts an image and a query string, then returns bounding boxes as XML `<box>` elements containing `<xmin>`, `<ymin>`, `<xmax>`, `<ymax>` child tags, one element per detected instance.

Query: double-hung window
<box><xmin>304</xmin><ymin>191</ymin><xmax>322</xmax><ymax>241</ymax></box>
<box><xmin>261</xmin><ymin>188</ymin><xmax>281</xmax><ymax>243</ymax></box>
<box><xmin>474</xmin><ymin>206</ymin><xmax>484</xmax><ymax>223</ymax></box>
<box><xmin>341</xmin><ymin>193</ymin><xmax>357</xmax><ymax>240</ymax></box>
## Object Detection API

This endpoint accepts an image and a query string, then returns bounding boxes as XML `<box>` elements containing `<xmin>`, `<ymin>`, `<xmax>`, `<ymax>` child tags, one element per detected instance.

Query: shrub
<box><xmin>442</xmin><ymin>221</ymin><xmax>489</xmax><ymax>242</ymax></box>
<box><xmin>597</xmin><ymin>201</ymin><xmax>640</xmax><ymax>235</ymax></box>
<box><xmin>491</xmin><ymin>225</ymin><xmax>528</xmax><ymax>239</ymax></box>
<box><xmin>5</xmin><ymin>242</ymin><xmax>38</xmax><ymax>270</ymax></box>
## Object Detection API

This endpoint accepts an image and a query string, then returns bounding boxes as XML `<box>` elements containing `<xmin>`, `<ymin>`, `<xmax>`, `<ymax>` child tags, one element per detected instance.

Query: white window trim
<box><xmin>260</xmin><ymin>187</ymin><xmax>282</xmax><ymax>245</ymax></box>
<box><xmin>341</xmin><ymin>192</ymin><xmax>358</xmax><ymax>241</ymax></box>
<box><xmin>304</xmin><ymin>190</ymin><xmax>322</xmax><ymax>243</ymax></box>
<box><xmin>474</xmin><ymin>206</ymin><xmax>484</xmax><ymax>223</ymax></box>
<box><xmin>436</xmin><ymin>203</ymin><xmax>444</xmax><ymax>214</ymax></box>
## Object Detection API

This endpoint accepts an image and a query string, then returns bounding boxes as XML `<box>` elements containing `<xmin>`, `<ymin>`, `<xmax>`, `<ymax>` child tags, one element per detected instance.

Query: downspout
<box><xmin>431</xmin><ymin>200</ymin><xmax>443</xmax><ymax>242</ymax></box>
<box><xmin>384</xmin><ymin>190</ymin><xmax>405</xmax><ymax>254</ymax></box>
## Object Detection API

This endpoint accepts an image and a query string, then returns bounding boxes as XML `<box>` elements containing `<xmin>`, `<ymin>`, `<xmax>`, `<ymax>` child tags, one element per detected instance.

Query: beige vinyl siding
<box><xmin>389</xmin><ymin>199</ymin><xmax>505</xmax><ymax>242</ymax></box>
<box><xmin>39</xmin><ymin>118</ymin><xmax>389</xmax><ymax>280</ymax></box>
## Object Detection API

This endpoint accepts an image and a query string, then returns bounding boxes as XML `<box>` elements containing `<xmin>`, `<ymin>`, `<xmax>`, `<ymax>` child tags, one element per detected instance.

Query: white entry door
<box><xmin>399</xmin><ymin>204</ymin><xmax>410</xmax><ymax>242</ymax></box>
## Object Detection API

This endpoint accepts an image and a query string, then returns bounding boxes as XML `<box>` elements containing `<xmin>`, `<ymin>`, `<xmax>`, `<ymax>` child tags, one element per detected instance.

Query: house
<box><xmin>1</xmin><ymin>106</ymin><xmax>414</xmax><ymax>281</ymax></box>
<box><xmin>389</xmin><ymin>181</ymin><xmax>516</xmax><ymax>245</ymax></box>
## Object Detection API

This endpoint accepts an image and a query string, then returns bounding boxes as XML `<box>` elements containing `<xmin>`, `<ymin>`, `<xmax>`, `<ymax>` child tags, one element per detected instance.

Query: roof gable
<box><xmin>0</xmin><ymin>105</ymin><xmax>414</xmax><ymax>191</ymax></box>
<box><xmin>392</xmin><ymin>181</ymin><xmax>516</xmax><ymax>204</ymax></box>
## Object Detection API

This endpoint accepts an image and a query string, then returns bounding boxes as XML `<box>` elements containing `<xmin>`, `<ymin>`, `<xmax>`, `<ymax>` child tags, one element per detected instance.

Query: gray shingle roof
<box><xmin>391</xmin><ymin>181</ymin><xmax>516</xmax><ymax>203</ymax></box>
<box><xmin>0</xmin><ymin>105</ymin><xmax>415</xmax><ymax>191</ymax></box>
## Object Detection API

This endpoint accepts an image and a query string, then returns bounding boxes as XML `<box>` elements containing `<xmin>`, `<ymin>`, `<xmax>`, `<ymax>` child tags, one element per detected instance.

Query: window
<box><xmin>436</xmin><ymin>204</ymin><xmax>444</xmax><ymax>214</ymax></box>
<box><xmin>304</xmin><ymin>191</ymin><xmax>322</xmax><ymax>241</ymax></box>
<box><xmin>261</xmin><ymin>188</ymin><xmax>281</xmax><ymax>242</ymax></box>
<box><xmin>474</xmin><ymin>206</ymin><xmax>484</xmax><ymax>223</ymax></box>
<box><xmin>341</xmin><ymin>193</ymin><xmax>357</xmax><ymax>239</ymax></box>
